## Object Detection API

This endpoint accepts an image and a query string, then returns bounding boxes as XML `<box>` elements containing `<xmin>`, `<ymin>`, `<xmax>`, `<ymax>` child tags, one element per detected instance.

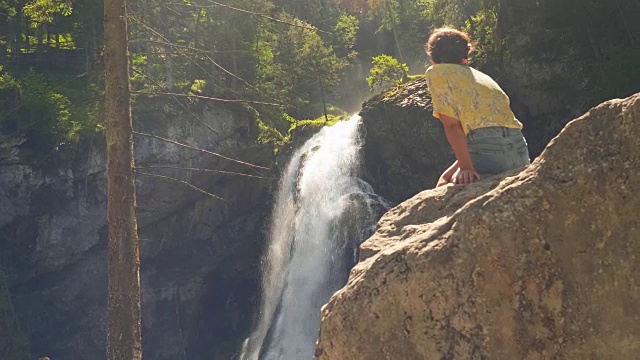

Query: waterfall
<box><xmin>241</xmin><ymin>115</ymin><xmax>388</xmax><ymax>360</ymax></box>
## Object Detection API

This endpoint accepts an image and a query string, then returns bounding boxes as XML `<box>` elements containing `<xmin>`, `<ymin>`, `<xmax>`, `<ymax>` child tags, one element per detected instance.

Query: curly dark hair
<box><xmin>426</xmin><ymin>28</ymin><xmax>474</xmax><ymax>64</ymax></box>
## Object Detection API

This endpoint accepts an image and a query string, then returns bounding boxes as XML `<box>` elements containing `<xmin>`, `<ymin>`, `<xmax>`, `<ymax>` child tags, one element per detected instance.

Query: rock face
<box><xmin>316</xmin><ymin>93</ymin><xmax>640</xmax><ymax>359</ymax></box>
<box><xmin>360</xmin><ymin>79</ymin><xmax>454</xmax><ymax>204</ymax></box>
<box><xmin>0</xmin><ymin>100</ymin><xmax>274</xmax><ymax>360</ymax></box>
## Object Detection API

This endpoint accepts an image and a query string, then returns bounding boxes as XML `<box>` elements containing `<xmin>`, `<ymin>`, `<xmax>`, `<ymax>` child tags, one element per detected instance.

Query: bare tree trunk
<box><xmin>143</xmin><ymin>0</ymin><xmax>153</xmax><ymax>74</ymax></box>
<box><xmin>104</xmin><ymin>0</ymin><xmax>142</xmax><ymax>359</ymax></box>
<box><xmin>231</xmin><ymin>37</ymin><xmax>238</xmax><ymax>90</ymax></box>
<box><xmin>166</xmin><ymin>44</ymin><xmax>174</xmax><ymax>91</ymax></box>
<box><xmin>24</xmin><ymin>16</ymin><xmax>30</xmax><ymax>55</ymax></box>
<box><xmin>194</xmin><ymin>8</ymin><xmax>201</xmax><ymax>48</ymax></box>
<box><xmin>37</xmin><ymin>25</ymin><xmax>43</xmax><ymax>53</ymax></box>
<box><xmin>46</xmin><ymin>24</ymin><xmax>51</xmax><ymax>47</ymax></box>
<box><xmin>92</xmin><ymin>18</ymin><xmax>98</xmax><ymax>70</ymax></box>
<box><xmin>15</xmin><ymin>12</ymin><xmax>23</xmax><ymax>69</ymax></box>
<box><xmin>319</xmin><ymin>76</ymin><xmax>328</xmax><ymax>123</ymax></box>
<box><xmin>86</xmin><ymin>39</ymin><xmax>91</xmax><ymax>73</ymax></box>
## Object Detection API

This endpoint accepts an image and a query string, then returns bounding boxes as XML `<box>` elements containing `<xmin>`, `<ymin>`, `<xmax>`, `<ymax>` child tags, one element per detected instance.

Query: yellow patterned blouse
<box><xmin>425</xmin><ymin>64</ymin><xmax>523</xmax><ymax>134</ymax></box>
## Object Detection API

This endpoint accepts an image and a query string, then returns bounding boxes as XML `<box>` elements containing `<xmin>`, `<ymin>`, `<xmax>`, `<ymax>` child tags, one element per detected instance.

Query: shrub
<box><xmin>366</xmin><ymin>54</ymin><xmax>409</xmax><ymax>91</ymax></box>
<box><xmin>0</xmin><ymin>68</ymin><xmax>73</xmax><ymax>164</ymax></box>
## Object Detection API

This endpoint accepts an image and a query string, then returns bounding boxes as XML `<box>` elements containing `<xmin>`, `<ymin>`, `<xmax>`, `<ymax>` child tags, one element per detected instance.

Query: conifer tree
<box><xmin>104</xmin><ymin>0</ymin><xmax>142</xmax><ymax>358</ymax></box>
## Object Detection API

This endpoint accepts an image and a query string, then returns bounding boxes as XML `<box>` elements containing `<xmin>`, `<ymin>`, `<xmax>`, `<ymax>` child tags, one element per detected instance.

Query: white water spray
<box><xmin>241</xmin><ymin>115</ymin><xmax>388</xmax><ymax>360</ymax></box>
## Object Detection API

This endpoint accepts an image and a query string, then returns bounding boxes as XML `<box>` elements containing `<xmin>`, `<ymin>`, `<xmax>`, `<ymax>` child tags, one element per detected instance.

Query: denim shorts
<box><xmin>466</xmin><ymin>126</ymin><xmax>530</xmax><ymax>175</ymax></box>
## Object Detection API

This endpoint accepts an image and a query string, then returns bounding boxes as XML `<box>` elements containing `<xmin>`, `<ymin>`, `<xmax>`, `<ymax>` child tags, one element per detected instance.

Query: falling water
<box><xmin>241</xmin><ymin>115</ymin><xmax>388</xmax><ymax>360</ymax></box>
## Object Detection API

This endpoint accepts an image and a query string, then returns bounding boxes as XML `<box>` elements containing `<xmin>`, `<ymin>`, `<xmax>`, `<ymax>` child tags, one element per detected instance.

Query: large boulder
<box><xmin>360</xmin><ymin>79</ymin><xmax>454</xmax><ymax>204</ymax></box>
<box><xmin>315</xmin><ymin>93</ymin><xmax>640</xmax><ymax>359</ymax></box>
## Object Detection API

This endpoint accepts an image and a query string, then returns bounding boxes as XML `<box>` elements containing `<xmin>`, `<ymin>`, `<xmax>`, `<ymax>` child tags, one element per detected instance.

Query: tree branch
<box><xmin>163</xmin><ymin>0</ymin><xmax>332</xmax><ymax>34</ymax></box>
<box><xmin>133</xmin><ymin>91</ymin><xmax>285</xmax><ymax>107</ymax></box>
<box><xmin>132</xmin><ymin>131</ymin><xmax>271</xmax><ymax>170</ymax></box>
<box><xmin>135</xmin><ymin>171</ymin><xmax>225</xmax><ymax>201</ymax></box>
<box><xmin>128</xmin><ymin>15</ymin><xmax>266</xmax><ymax>96</ymax></box>
<box><xmin>135</xmin><ymin>165</ymin><xmax>275</xmax><ymax>180</ymax></box>
<box><xmin>130</xmin><ymin>67</ymin><xmax>221</xmax><ymax>137</ymax></box>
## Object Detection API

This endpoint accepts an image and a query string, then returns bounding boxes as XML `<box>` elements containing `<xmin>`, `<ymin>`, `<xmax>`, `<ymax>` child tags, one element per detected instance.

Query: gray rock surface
<box><xmin>0</xmin><ymin>101</ymin><xmax>274</xmax><ymax>360</ymax></box>
<box><xmin>360</xmin><ymin>79</ymin><xmax>454</xmax><ymax>204</ymax></box>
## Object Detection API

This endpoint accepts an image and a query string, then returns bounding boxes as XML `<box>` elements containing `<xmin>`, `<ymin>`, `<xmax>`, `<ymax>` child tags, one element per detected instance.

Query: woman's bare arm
<box><xmin>438</xmin><ymin>113</ymin><xmax>480</xmax><ymax>184</ymax></box>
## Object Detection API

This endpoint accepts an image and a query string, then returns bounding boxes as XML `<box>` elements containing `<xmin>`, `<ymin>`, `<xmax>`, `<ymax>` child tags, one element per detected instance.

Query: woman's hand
<box><xmin>436</xmin><ymin>175</ymin><xmax>452</xmax><ymax>187</ymax></box>
<box><xmin>436</xmin><ymin>161</ymin><xmax>459</xmax><ymax>187</ymax></box>
<box><xmin>452</xmin><ymin>168</ymin><xmax>480</xmax><ymax>184</ymax></box>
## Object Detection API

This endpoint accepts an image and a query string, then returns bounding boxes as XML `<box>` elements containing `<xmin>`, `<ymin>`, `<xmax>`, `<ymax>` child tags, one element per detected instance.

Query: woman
<box><xmin>425</xmin><ymin>27</ymin><xmax>530</xmax><ymax>187</ymax></box>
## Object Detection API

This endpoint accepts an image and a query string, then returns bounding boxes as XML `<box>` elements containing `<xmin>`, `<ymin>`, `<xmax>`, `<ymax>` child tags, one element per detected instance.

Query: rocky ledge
<box><xmin>316</xmin><ymin>93</ymin><xmax>640</xmax><ymax>359</ymax></box>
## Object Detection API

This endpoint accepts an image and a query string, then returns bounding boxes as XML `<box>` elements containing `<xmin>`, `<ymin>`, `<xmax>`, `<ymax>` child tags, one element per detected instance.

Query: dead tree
<box><xmin>104</xmin><ymin>0</ymin><xmax>142</xmax><ymax>359</ymax></box>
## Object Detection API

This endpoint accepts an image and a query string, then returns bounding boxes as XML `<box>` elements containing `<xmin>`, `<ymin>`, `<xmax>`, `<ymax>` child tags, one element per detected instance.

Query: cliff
<box><xmin>316</xmin><ymin>93</ymin><xmax>640</xmax><ymax>359</ymax></box>
<box><xmin>0</xmin><ymin>100</ymin><xmax>274</xmax><ymax>360</ymax></box>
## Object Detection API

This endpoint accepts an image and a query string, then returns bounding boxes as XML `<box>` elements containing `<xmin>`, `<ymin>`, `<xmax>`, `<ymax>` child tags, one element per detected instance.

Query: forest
<box><xmin>0</xmin><ymin>0</ymin><xmax>638</xmax><ymax>167</ymax></box>
<box><xmin>0</xmin><ymin>0</ymin><xmax>639</xmax><ymax>358</ymax></box>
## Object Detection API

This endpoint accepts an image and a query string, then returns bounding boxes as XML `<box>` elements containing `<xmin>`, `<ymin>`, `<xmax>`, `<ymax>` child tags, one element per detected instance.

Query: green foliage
<box><xmin>255</xmin><ymin>111</ymin><xmax>296</xmax><ymax>153</ymax></box>
<box><xmin>0</xmin><ymin>1</ymin><xmax>16</xmax><ymax>17</ymax></box>
<box><xmin>0</xmin><ymin>66</ymin><xmax>19</xmax><ymax>91</ymax></box>
<box><xmin>23</xmin><ymin>0</ymin><xmax>73</xmax><ymax>24</ymax></box>
<box><xmin>272</xmin><ymin>0</ymin><xmax>342</xmax><ymax>31</ymax></box>
<box><xmin>368</xmin><ymin>0</ymin><xmax>401</xmax><ymax>31</ymax></box>
<box><xmin>123</xmin><ymin>0</ymin><xmax>351</xmax><ymax>122</ymax></box>
<box><xmin>0</xmin><ymin>69</ymin><xmax>71</xmax><ymax>157</ymax></box>
<box><xmin>257</xmin><ymin>119</ymin><xmax>285</xmax><ymax>147</ymax></box>
<box><xmin>190</xmin><ymin>79</ymin><xmax>207</xmax><ymax>94</ymax></box>
<box><xmin>254</xmin><ymin>12</ymin><xmax>346</xmax><ymax>118</ymax></box>
<box><xmin>282</xmin><ymin>113</ymin><xmax>296</xmax><ymax>125</ymax></box>
<box><xmin>463</xmin><ymin>9</ymin><xmax>499</xmax><ymax>67</ymax></box>
<box><xmin>334</xmin><ymin>13</ymin><xmax>359</xmax><ymax>58</ymax></box>
<box><xmin>256</xmin><ymin>109</ymin><xmax>349</xmax><ymax>154</ymax></box>
<box><xmin>289</xmin><ymin>114</ymin><xmax>342</xmax><ymax>132</ymax></box>
<box><xmin>47</xmin><ymin>71</ymin><xmax>104</xmax><ymax>136</ymax></box>
<box><xmin>0</xmin><ymin>67</ymin><xmax>102</xmax><ymax>166</ymax></box>
<box><xmin>0</xmin><ymin>0</ymin><xmax>635</xmax><ymax>165</ymax></box>
<box><xmin>366</xmin><ymin>54</ymin><xmax>408</xmax><ymax>91</ymax></box>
